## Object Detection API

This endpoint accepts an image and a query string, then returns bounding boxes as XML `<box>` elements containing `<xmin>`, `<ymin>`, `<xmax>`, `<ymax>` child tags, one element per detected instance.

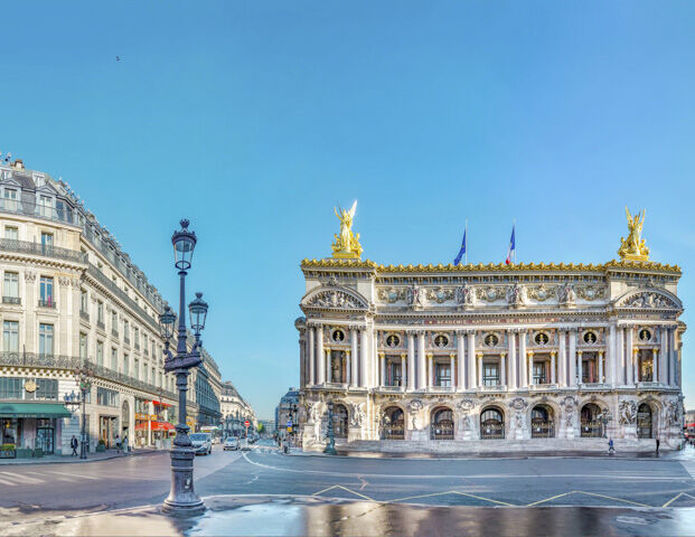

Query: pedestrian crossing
<box><xmin>680</xmin><ymin>460</ymin><xmax>695</xmax><ymax>479</ymax></box>
<box><xmin>0</xmin><ymin>469</ymin><xmax>101</xmax><ymax>487</ymax></box>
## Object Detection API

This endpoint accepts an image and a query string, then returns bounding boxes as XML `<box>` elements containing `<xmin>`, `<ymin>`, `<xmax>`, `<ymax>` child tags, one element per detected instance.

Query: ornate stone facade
<box><xmin>295</xmin><ymin>207</ymin><xmax>686</xmax><ymax>453</ymax></box>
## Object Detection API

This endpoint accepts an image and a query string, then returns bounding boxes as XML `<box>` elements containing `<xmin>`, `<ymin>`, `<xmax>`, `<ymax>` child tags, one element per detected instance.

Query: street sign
<box><xmin>244</xmin><ymin>420</ymin><xmax>250</xmax><ymax>427</ymax></box>
<box><xmin>286</xmin><ymin>426</ymin><xmax>293</xmax><ymax>433</ymax></box>
<box><xmin>286</xmin><ymin>419</ymin><xmax>293</xmax><ymax>427</ymax></box>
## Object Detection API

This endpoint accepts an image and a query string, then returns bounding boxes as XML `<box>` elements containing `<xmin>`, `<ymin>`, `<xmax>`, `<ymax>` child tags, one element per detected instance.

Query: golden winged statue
<box><xmin>331</xmin><ymin>200</ymin><xmax>363</xmax><ymax>259</ymax></box>
<box><xmin>618</xmin><ymin>206</ymin><xmax>649</xmax><ymax>261</ymax></box>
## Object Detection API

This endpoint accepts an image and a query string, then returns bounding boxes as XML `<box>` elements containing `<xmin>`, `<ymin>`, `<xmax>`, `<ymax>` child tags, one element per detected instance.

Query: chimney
<box><xmin>12</xmin><ymin>159</ymin><xmax>24</xmax><ymax>170</ymax></box>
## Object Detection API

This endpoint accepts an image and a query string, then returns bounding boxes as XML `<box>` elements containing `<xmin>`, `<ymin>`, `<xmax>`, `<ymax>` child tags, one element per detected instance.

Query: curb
<box><xmin>0</xmin><ymin>448</ymin><xmax>161</xmax><ymax>466</ymax></box>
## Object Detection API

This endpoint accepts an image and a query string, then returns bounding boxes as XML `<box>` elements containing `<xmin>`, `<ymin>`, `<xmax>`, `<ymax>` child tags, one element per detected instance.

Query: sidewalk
<box><xmin>0</xmin><ymin>447</ymin><xmax>160</xmax><ymax>465</ymax></box>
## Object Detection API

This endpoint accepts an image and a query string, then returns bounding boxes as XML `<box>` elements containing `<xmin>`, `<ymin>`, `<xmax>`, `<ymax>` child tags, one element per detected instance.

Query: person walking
<box><xmin>70</xmin><ymin>435</ymin><xmax>79</xmax><ymax>457</ymax></box>
<box><xmin>122</xmin><ymin>435</ymin><xmax>129</xmax><ymax>455</ymax></box>
<box><xmin>608</xmin><ymin>438</ymin><xmax>615</xmax><ymax>455</ymax></box>
<box><xmin>656</xmin><ymin>437</ymin><xmax>660</xmax><ymax>456</ymax></box>
<box><xmin>115</xmin><ymin>434</ymin><xmax>121</xmax><ymax>453</ymax></box>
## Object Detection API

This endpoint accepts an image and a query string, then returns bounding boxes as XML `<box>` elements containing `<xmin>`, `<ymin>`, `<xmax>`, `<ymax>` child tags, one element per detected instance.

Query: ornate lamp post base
<box><xmin>162</xmin><ymin>447</ymin><xmax>205</xmax><ymax>515</ymax></box>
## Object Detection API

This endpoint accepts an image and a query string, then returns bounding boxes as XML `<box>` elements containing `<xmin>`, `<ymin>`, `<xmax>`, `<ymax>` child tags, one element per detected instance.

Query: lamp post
<box><xmin>324</xmin><ymin>400</ymin><xmax>337</xmax><ymax>455</ymax></box>
<box><xmin>159</xmin><ymin>219</ymin><xmax>209</xmax><ymax>516</ymax></box>
<box><xmin>73</xmin><ymin>365</ymin><xmax>93</xmax><ymax>460</ymax></box>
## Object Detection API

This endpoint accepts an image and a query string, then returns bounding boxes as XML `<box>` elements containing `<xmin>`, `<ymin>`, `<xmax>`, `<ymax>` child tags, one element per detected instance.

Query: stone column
<box><xmin>519</xmin><ymin>331</ymin><xmax>527</xmax><ymax>388</ymax></box>
<box><xmin>427</xmin><ymin>353</ymin><xmax>434</xmax><ymax>389</ymax></box>
<box><xmin>659</xmin><ymin>326</ymin><xmax>667</xmax><ymax>385</ymax></box>
<box><xmin>576</xmin><ymin>351</ymin><xmax>583</xmax><ymax>385</ymax></box>
<box><xmin>651</xmin><ymin>348</ymin><xmax>658</xmax><ymax>383</ymax></box>
<box><xmin>456</xmin><ymin>332</ymin><xmax>465</xmax><ymax>392</ymax></box>
<box><xmin>350</xmin><ymin>328</ymin><xmax>358</xmax><ymax>388</ymax></box>
<box><xmin>407</xmin><ymin>332</ymin><xmax>415</xmax><ymax>391</ymax></box>
<box><xmin>527</xmin><ymin>351</ymin><xmax>534</xmax><ymax>385</ymax></box>
<box><xmin>607</xmin><ymin>324</ymin><xmax>615</xmax><ymax>385</ymax></box>
<box><xmin>617</xmin><ymin>327</ymin><xmax>625</xmax><ymax>385</ymax></box>
<box><xmin>379</xmin><ymin>353</ymin><xmax>386</xmax><ymax>387</ymax></box>
<box><xmin>550</xmin><ymin>351</ymin><xmax>556</xmax><ymax>384</ymax></box>
<box><xmin>325</xmin><ymin>348</ymin><xmax>331</xmax><ymax>383</ymax></box>
<box><xmin>417</xmin><ymin>332</ymin><xmax>426</xmax><ymax>390</ymax></box>
<box><xmin>308</xmin><ymin>326</ymin><xmax>315</xmax><ymax>386</ymax></box>
<box><xmin>477</xmin><ymin>353</ymin><xmax>483</xmax><ymax>386</ymax></box>
<box><xmin>669</xmin><ymin>327</ymin><xmax>675</xmax><ymax>385</ymax></box>
<box><xmin>558</xmin><ymin>329</ymin><xmax>566</xmax><ymax>387</ymax></box>
<box><xmin>360</xmin><ymin>329</ymin><xmax>368</xmax><ymax>388</ymax></box>
<box><xmin>568</xmin><ymin>330</ymin><xmax>577</xmax><ymax>387</ymax></box>
<box><xmin>468</xmin><ymin>331</ymin><xmax>477</xmax><ymax>389</ymax></box>
<box><xmin>400</xmin><ymin>353</ymin><xmax>407</xmax><ymax>391</ymax></box>
<box><xmin>450</xmin><ymin>353</ymin><xmax>456</xmax><ymax>390</ymax></box>
<box><xmin>316</xmin><ymin>325</ymin><xmax>325</xmax><ymax>384</ymax></box>
<box><xmin>500</xmin><ymin>353</ymin><xmax>507</xmax><ymax>387</ymax></box>
<box><xmin>632</xmin><ymin>348</ymin><xmax>640</xmax><ymax>385</ymax></box>
<box><xmin>508</xmin><ymin>330</ymin><xmax>517</xmax><ymax>389</ymax></box>
<box><xmin>598</xmin><ymin>351</ymin><xmax>604</xmax><ymax>383</ymax></box>
<box><xmin>625</xmin><ymin>327</ymin><xmax>634</xmax><ymax>385</ymax></box>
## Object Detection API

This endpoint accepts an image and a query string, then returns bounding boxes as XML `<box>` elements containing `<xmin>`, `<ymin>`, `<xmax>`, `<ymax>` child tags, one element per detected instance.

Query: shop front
<box><xmin>99</xmin><ymin>415</ymin><xmax>119</xmax><ymax>448</ymax></box>
<box><xmin>0</xmin><ymin>403</ymin><xmax>71</xmax><ymax>456</ymax></box>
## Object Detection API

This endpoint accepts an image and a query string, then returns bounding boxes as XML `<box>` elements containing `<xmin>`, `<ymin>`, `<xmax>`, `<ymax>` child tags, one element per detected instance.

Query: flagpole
<box><xmin>513</xmin><ymin>218</ymin><xmax>517</xmax><ymax>264</ymax></box>
<box><xmin>465</xmin><ymin>219</ymin><xmax>468</xmax><ymax>265</ymax></box>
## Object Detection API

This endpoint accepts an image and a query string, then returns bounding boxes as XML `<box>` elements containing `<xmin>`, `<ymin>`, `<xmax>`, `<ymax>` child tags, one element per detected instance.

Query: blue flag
<box><xmin>454</xmin><ymin>229</ymin><xmax>467</xmax><ymax>265</ymax></box>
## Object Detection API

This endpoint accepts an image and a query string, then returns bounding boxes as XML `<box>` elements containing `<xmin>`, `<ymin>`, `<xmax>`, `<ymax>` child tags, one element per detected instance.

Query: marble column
<box><xmin>617</xmin><ymin>327</ymin><xmax>625</xmax><ymax>385</ymax></box>
<box><xmin>407</xmin><ymin>332</ymin><xmax>415</xmax><ymax>391</ymax></box>
<box><xmin>346</xmin><ymin>350</ymin><xmax>351</xmax><ymax>385</ymax></box>
<box><xmin>550</xmin><ymin>351</ymin><xmax>556</xmax><ymax>384</ymax></box>
<box><xmin>468</xmin><ymin>331</ymin><xmax>477</xmax><ymax>390</ymax></box>
<box><xmin>500</xmin><ymin>353</ymin><xmax>507</xmax><ymax>387</ymax></box>
<box><xmin>316</xmin><ymin>324</ymin><xmax>325</xmax><ymax>385</ymax></box>
<box><xmin>450</xmin><ymin>354</ymin><xmax>456</xmax><ymax>390</ymax></box>
<box><xmin>669</xmin><ymin>327</ymin><xmax>675</xmax><ymax>385</ymax></box>
<box><xmin>456</xmin><ymin>332</ymin><xmax>465</xmax><ymax>392</ymax></box>
<box><xmin>428</xmin><ymin>353</ymin><xmax>434</xmax><ymax>389</ymax></box>
<box><xmin>576</xmin><ymin>351</ymin><xmax>583</xmax><ymax>385</ymax></box>
<box><xmin>568</xmin><ymin>330</ymin><xmax>577</xmax><ymax>387</ymax></box>
<box><xmin>350</xmin><ymin>328</ymin><xmax>358</xmax><ymax>388</ymax></box>
<box><xmin>625</xmin><ymin>328</ymin><xmax>634</xmax><ymax>385</ymax></box>
<box><xmin>632</xmin><ymin>348</ymin><xmax>640</xmax><ymax>384</ymax></box>
<box><xmin>558</xmin><ymin>330</ymin><xmax>566</xmax><ymax>387</ymax></box>
<box><xmin>325</xmin><ymin>348</ymin><xmax>331</xmax><ymax>383</ymax></box>
<box><xmin>417</xmin><ymin>332</ymin><xmax>426</xmax><ymax>390</ymax></box>
<box><xmin>508</xmin><ymin>330</ymin><xmax>517</xmax><ymax>389</ymax></box>
<box><xmin>607</xmin><ymin>324</ymin><xmax>616</xmax><ymax>385</ymax></box>
<box><xmin>527</xmin><ymin>351</ymin><xmax>534</xmax><ymax>385</ymax></box>
<box><xmin>659</xmin><ymin>326</ymin><xmax>668</xmax><ymax>385</ymax></box>
<box><xmin>598</xmin><ymin>351</ymin><xmax>604</xmax><ymax>383</ymax></box>
<box><xmin>360</xmin><ymin>329</ymin><xmax>368</xmax><ymax>388</ymax></box>
<box><xmin>477</xmin><ymin>353</ymin><xmax>483</xmax><ymax>386</ymax></box>
<box><xmin>651</xmin><ymin>348</ymin><xmax>658</xmax><ymax>383</ymax></box>
<box><xmin>308</xmin><ymin>326</ymin><xmax>315</xmax><ymax>386</ymax></box>
<box><xmin>379</xmin><ymin>353</ymin><xmax>386</xmax><ymax>387</ymax></box>
<box><xmin>519</xmin><ymin>331</ymin><xmax>528</xmax><ymax>388</ymax></box>
<box><xmin>400</xmin><ymin>353</ymin><xmax>407</xmax><ymax>391</ymax></box>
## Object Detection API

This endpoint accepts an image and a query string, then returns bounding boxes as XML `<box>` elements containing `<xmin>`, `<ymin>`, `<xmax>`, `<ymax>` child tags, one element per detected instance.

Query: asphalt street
<box><xmin>1</xmin><ymin>441</ymin><xmax>695</xmax><ymax>511</ymax></box>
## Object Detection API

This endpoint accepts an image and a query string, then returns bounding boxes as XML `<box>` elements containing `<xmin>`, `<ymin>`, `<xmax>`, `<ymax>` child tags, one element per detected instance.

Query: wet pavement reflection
<box><xmin>3</xmin><ymin>496</ymin><xmax>695</xmax><ymax>537</ymax></box>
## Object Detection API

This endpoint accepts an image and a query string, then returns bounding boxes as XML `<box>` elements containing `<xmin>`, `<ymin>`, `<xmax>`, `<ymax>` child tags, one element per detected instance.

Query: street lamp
<box><xmin>324</xmin><ymin>400</ymin><xmax>337</xmax><ymax>455</ymax></box>
<box><xmin>74</xmin><ymin>365</ymin><xmax>93</xmax><ymax>460</ymax></box>
<box><xmin>160</xmin><ymin>219</ymin><xmax>208</xmax><ymax>516</ymax></box>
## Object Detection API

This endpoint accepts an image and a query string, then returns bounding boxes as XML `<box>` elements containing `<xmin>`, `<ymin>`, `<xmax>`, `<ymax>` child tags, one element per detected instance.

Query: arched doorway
<box><xmin>121</xmin><ymin>399</ymin><xmax>130</xmax><ymax>438</ymax></box>
<box><xmin>531</xmin><ymin>405</ymin><xmax>555</xmax><ymax>438</ymax></box>
<box><xmin>480</xmin><ymin>407</ymin><xmax>505</xmax><ymax>439</ymax></box>
<box><xmin>637</xmin><ymin>403</ymin><xmax>653</xmax><ymax>439</ymax></box>
<box><xmin>333</xmin><ymin>404</ymin><xmax>348</xmax><ymax>439</ymax></box>
<box><xmin>381</xmin><ymin>406</ymin><xmax>404</xmax><ymax>440</ymax></box>
<box><xmin>430</xmin><ymin>407</ymin><xmax>454</xmax><ymax>440</ymax></box>
<box><xmin>580</xmin><ymin>403</ymin><xmax>603</xmax><ymax>438</ymax></box>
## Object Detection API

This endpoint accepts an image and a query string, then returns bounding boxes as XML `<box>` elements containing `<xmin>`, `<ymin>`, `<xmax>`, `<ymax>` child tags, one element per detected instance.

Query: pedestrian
<box><xmin>282</xmin><ymin>436</ymin><xmax>289</xmax><ymax>454</ymax></box>
<box><xmin>122</xmin><ymin>435</ymin><xmax>129</xmax><ymax>455</ymax></box>
<box><xmin>115</xmin><ymin>434</ymin><xmax>121</xmax><ymax>453</ymax></box>
<box><xmin>656</xmin><ymin>437</ymin><xmax>660</xmax><ymax>456</ymax></box>
<box><xmin>608</xmin><ymin>438</ymin><xmax>615</xmax><ymax>455</ymax></box>
<box><xmin>70</xmin><ymin>435</ymin><xmax>79</xmax><ymax>457</ymax></box>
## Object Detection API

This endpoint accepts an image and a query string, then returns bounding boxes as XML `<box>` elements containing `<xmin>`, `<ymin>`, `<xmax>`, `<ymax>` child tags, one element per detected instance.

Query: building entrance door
<box><xmin>36</xmin><ymin>424</ymin><xmax>55</xmax><ymax>454</ymax></box>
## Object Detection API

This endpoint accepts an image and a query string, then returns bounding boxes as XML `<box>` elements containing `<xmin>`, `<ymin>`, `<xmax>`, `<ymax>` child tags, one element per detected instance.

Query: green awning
<box><xmin>0</xmin><ymin>402</ymin><xmax>72</xmax><ymax>418</ymax></box>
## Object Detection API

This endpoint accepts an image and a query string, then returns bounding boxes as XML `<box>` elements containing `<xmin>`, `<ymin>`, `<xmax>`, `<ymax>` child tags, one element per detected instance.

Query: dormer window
<box><xmin>37</xmin><ymin>194</ymin><xmax>54</xmax><ymax>218</ymax></box>
<box><xmin>3</xmin><ymin>187</ymin><xmax>18</xmax><ymax>211</ymax></box>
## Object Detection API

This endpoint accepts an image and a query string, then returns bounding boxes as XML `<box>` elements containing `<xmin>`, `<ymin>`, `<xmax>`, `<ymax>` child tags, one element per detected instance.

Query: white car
<box><xmin>190</xmin><ymin>433</ymin><xmax>212</xmax><ymax>455</ymax></box>
<box><xmin>223</xmin><ymin>437</ymin><xmax>240</xmax><ymax>451</ymax></box>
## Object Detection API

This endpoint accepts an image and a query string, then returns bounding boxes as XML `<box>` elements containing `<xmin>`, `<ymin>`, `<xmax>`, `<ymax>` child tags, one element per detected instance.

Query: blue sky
<box><xmin>1</xmin><ymin>1</ymin><xmax>694</xmax><ymax>418</ymax></box>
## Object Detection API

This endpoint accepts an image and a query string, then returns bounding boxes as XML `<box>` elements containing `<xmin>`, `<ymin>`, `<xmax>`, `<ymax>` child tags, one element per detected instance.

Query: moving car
<box><xmin>223</xmin><ymin>437</ymin><xmax>240</xmax><ymax>451</ymax></box>
<box><xmin>190</xmin><ymin>433</ymin><xmax>212</xmax><ymax>455</ymax></box>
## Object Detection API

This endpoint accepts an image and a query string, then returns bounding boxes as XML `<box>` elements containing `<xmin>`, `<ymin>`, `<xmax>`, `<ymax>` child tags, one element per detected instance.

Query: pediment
<box><xmin>301</xmin><ymin>285</ymin><xmax>369</xmax><ymax>311</ymax></box>
<box><xmin>615</xmin><ymin>288</ymin><xmax>682</xmax><ymax>310</ymax></box>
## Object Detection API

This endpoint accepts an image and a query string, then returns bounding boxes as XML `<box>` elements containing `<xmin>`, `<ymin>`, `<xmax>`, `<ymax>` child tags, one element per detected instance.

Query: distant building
<box><xmin>275</xmin><ymin>387</ymin><xmax>299</xmax><ymax>439</ymax></box>
<box><xmin>220</xmin><ymin>381</ymin><xmax>256</xmax><ymax>437</ymax></box>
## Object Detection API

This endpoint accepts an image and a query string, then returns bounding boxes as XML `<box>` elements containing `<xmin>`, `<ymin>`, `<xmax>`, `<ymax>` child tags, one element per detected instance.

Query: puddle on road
<box><xmin>2</xmin><ymin>498</ymin><xmax>695</xmax><ymax>537</ymax></box>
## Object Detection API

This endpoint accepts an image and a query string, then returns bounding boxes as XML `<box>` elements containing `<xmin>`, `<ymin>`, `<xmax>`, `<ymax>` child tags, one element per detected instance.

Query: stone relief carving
<box><xmin>506</xmin><ymin>283</ymin><xmax>527</xmax><ymax>307</ymax></box>
<box><xmin>509</xmin><ymin>397</ymin><xmax>528</xmax><ymax>411</ymax></box>
<box><xmin>557</xmin><ymin>282</ymin><xmax>576</xmax><ymax>306</ymax></box>
<box><xmin>526</xmin><ymin>284</ymin><xmax>556</xmax><ymax>302</ymax></box>
<box><xmin>618</xmin><ymin>400</ymin><xmax>637</xmax><ymax>425</ymax></box>
<box><xmin>666</xmin><ymin>400</ymin><xmax>682</xmax><ymax>426</ymax></box>
<box><xmin>476</xmin><ymin>286</ymin><xmax>504</xmax><ymax>302</ymax></box>
<box><xmin>454</xmin><ymin>284</ymin><xmax>474</xmax><ymax>307</ymax></box>
<box><xmin>621</xmin><ymin>292</ymin><xmax>677</xmax><ymax>309</ymax></box>
<box><xmin>426</xmin><ymin>287</ymin><xmax>454</xmax><ymax>304</ymax></box>
<box><xmin>24</xmin><ymin>271</ymin><xmax>36</xmax><ymax>282</ymax></box>
<box><xmin>305</xmin><ymin>290</ymin><xmax>366</xmax><ymax>310</ymax></box>
<box><xmin>407</xmin><ymin>399</ymin><xmax>424</xmax><ymax>413</ymax></box>
<box><xmin>561</xmin><ymin>396</ymin><xmax>577</xmax><ymax>427</ymax></box>
<box><xmin>377</xmin><ymin>287</ymin><xmax>407</xmax><ymax>304</ymax></box>
<box><xmin>349</xmin><ymin>402</ymin><xmax>366</xmax><ymax>427</ymax></box>
<box><xmin>575</xmin><ymin>284</ymin><xmax>605</xmax><ymax>301</ymax></box>
<box><xmin>407</xmin><ymin>284</ymin><xmax>426</xmax><ymax>309</ymax></box>
<box><xmin>457</xmin><ymin>398</ymin><xmax>475</xmax><ymax>412</ymax></box>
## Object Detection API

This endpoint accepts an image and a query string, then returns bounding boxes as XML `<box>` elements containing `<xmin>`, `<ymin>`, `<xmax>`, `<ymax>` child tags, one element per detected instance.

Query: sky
<box><xmin>1</xmin><ymin>1</ymin><xmax>694</xmax><ymax>419</ymax></box>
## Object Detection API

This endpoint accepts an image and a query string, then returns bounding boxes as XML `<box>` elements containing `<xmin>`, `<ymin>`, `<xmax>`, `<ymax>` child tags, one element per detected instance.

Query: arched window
<box><xmin>531</xmin><ymin>405</ymin><xmax>555</xmax><ymax>438</ymax></box>
<box><xmin>381</xmin><ymin>406</ymin><xmax>405</xmax><ymax>440</ymax></box>
<box><xmin>430</xmin><ymin>407</ymin><xmax>454</xmax><ymax>440</ymax></box>
<box><xmin>637</xmin><ymin>403</ymin><xmax>653</xmax><ymax>439</ymax></box>
<box><xmin>580</xmin><ymin>403</ymin><xmax>603</xmax><ymax>438</ymax></box>
<box><xmin>332</xmin><ymin>404</ymin><xmax>348</xmax><ymax>439</ymax></box>
<box><xmin>480</xmin><ymin>407</ymin><xmax>505</xmax><ymax>439</ymax></box>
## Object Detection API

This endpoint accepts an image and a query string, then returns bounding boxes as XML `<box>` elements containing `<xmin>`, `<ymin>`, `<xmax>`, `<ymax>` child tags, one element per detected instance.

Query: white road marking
<box><xmin>681</xmin><ymin>461</ymin><xmax>695</xmax><ymax>479</ymax></box>
<box><xmin>43</xmin><ymin>470</ymin><xmax>99</xmax><ymax>481</ymax></box>
<box><xmin>0</xmin><ymin>471</ymin><xmax>43</xmax><ymax>485</ymax></box>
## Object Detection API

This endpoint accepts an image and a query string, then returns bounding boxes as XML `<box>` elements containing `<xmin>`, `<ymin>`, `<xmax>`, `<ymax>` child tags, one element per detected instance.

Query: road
<box><xmin>1</xmin><ymin>441</ymin><xmax>695</xmax><ymax>510</ymax></box>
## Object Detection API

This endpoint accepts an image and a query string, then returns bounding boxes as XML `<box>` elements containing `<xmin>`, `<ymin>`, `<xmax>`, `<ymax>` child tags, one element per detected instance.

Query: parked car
<box><xmin>223</xmin><ymin>437</ymin><xmax>240</xmax><ymax>451</ymax></box>
<box><xmin>190</xmin><ymin>433</ymin><xmax>212</xmax><ymax>455</ymax></box>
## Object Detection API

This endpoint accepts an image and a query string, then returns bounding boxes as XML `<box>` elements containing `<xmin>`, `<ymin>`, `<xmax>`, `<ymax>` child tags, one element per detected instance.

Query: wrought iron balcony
<box><xmin>80</xmin><ymin>310</ymin><xmax>90</xmax><ymax>321</ymax></box>
<box><xmin>0</xmin><ymin>238</ymin><xmax>86</xmax><ymax>264</ymax></box>
<box><xmin>96</xmin><ymin>320</ymin><xmax>105</xmax><ymax>330</ymax></box>
<box><xmin>2</xmin><ymin>296</ymin><xmax>21</xmax><ymax>305</ymax></box>
<box><xmin>112</xmin><ymin>329</ymin><xmax>119</xmax><ymax>338</ymax></box>
<box><xmin>38</xmin><ymin>299</ymin><xmax>56</xmax><ymax>309</ymax></box>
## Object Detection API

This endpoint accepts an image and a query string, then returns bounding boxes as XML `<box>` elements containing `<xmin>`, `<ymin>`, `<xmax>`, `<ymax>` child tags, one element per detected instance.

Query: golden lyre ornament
<box><xmin>618</xmin><ymin>206</ymin><xmax>650</xmax><ymax>262</ymax></box>
<box><xmin>331</xmin><ymin>201</ymin><xmax>363</xmax><ymax>259</ymax></box>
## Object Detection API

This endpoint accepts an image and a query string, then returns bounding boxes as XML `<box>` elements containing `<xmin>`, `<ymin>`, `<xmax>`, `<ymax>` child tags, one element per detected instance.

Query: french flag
<box><xmin>505</xmin><ymin>226</ymin><xmax>516</xmax><ymax>265</ymax></box>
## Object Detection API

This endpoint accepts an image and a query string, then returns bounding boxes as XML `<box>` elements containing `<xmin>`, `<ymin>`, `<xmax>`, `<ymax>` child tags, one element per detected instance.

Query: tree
<box><xmin>257</xmin><ymin>423</ymin><xmax>265</xmax><ymax>434</ymax></box>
